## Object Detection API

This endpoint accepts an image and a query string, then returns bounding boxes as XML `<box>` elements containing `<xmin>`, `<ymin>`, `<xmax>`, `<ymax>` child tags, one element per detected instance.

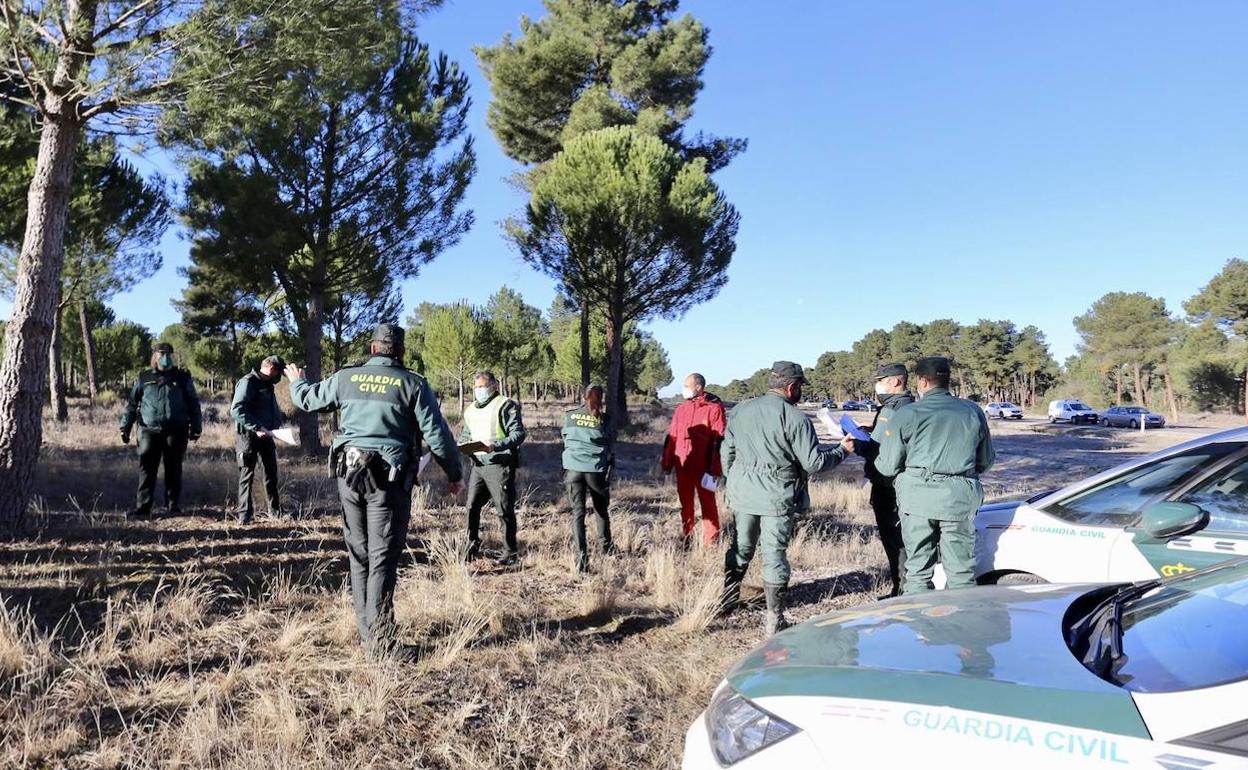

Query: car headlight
<box><xmin>705</xmin><ymin>685</ymin><xmax>800</xmax><ymax>766</ymax></box>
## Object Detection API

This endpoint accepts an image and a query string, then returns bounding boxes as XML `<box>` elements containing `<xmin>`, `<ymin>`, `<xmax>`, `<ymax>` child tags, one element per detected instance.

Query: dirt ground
<box><xmin>0</xmin><ymin>400</ymin><xmax>1225</xmax><ymax>769</ymax></box>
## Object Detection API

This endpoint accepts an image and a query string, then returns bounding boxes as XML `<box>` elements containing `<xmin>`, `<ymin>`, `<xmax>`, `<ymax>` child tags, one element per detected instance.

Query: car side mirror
<box><xmin>1141</xmin><ymin>501</ymin><xmax>1209</xmax><ymax>539</ymax></box>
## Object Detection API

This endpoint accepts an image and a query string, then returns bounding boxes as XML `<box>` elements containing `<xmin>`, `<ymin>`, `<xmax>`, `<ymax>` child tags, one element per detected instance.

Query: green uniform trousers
<box><xmin>725</xmin><ymin>511</ymin><xmax>796</xmax><ymax>586</ymax></box>
<box><xmin>901</xmin><ymin>512</ymin><xmax>976</xmax><ymax>594</ymax></box>
<box><xmin>466</xmin><ymin>463</ymin><xmax>519</xmax><ymax>557</ymax></box>
<box><xmin>337</xmin><ymin>473</ymin><xmax>412</xmax><ymax>649</ymax></box>
<box><xmin>566</xmin><ymin>470</ymin><xmax>612</xmax><ymax>567</ymax></box>
<box><xmin>136</xmin><ymin>427</ymin><xmax>188</xmax><ymax>513</ymax></box>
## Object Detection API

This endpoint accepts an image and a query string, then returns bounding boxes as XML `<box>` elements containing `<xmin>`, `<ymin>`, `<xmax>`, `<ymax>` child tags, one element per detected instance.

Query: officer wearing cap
<box><xmin>120</xmin><ymin>341</ymin><xmax>203</xmax><ymax>519</ymax></box>
<box><xmin>231</xmin><ymin>354</ymin><xmax>287</xmax><ymax>524</ymax></box>
<box><xmin>851</xmin><ymin>362</ymin><xmax>914</xmax><ymax>597</ymax></box>
<box><xmin>872</xmin><ymin>356</ymin><xmax>995</xmax><ymax>594</ymax></box>
<box><xmin>721</xmin><ymin>361</ymin><xmax>854</xmax><ymax>636</ymax></box>
<box><xmin>286</xmin><ymin>323</ymin><xmax>465</xmax><ymax>659</ymax></box>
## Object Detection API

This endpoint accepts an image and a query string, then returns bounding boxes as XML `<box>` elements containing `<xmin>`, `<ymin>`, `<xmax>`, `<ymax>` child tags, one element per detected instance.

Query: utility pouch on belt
<box><xmin>340</xmin><ymin>447</ymin><xmax>379</xmax><ymax>494</ymax></box>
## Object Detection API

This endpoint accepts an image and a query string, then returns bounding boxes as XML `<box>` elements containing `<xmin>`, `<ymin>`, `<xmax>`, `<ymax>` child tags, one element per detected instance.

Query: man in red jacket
<box><xmin>662</xmin><ymin>373</ymin><xmax>726</xmax><ymax>547</ymax></box>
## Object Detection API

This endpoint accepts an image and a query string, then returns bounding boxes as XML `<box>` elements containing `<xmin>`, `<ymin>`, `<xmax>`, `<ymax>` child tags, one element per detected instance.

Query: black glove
<box><xmin>121</xmin><ymin>429</ymin><xmax>130</xmax><ymax>445</ymax></box>
<box><xmin>189</xmin><ymin>429</ymin><xmax>201</xmax><ymax>442</ymax></box>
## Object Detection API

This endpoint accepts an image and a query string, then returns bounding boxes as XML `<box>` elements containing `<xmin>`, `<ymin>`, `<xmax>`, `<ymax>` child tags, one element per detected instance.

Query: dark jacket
<box><xmin>231</xmin><ymin>369</ymin><xmax>285</xmax><ymax>434</ymax></box>
<box><xmin>856</xmin><ymin>390</ymin><xmax>916</xmax><ymax>483</ymax></box>
<box><xmin>120</xmin><ymin>368</ymin><xmax>202</xmax><ymax>435</ymax></box>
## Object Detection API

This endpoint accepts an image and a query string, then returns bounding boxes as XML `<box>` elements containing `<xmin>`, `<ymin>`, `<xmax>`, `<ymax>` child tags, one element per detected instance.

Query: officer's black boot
<box><xmin>720</xmin><ymin>563</ymin><xmax>745</xmax><ymax>617</ymax></box>
<box><xmin>764</xmin><ymin>583</ymin><xmax>790</xmax><ymax>637</ymax></box>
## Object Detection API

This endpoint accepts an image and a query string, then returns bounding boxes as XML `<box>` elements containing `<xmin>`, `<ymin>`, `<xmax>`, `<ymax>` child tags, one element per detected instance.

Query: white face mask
<box><xmin>874</xmin><ymin>382</ymin><xmax>891</xmax><ymax>397</ymax></box>
<box><xmin>681</xmin><ymin>387</ymin><xmax>696</xmax><ymax>400</ymax></box>
<box><xmin>474</xmin><ymin>386</ymin><xmax>493</xmax><ymax>403</ymax></box>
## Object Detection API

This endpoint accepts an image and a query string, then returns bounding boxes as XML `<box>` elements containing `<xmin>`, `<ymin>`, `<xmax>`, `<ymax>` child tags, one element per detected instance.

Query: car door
<box><xmin>1110</xmin><ymin>442</ymin><xmax>1248</xmax><ymax>579</ymax></box>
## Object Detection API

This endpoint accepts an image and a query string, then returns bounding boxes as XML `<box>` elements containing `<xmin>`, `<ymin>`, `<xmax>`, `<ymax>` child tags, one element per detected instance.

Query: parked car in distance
<box><xmin>821</xmin><ymin>399</ymin><xmax>838</xmax><ymax>410</ymax></box>
<box><xmin>1100</xmin><ymin>406</ymin><xmax>1165</xmax><ymax>429</ymax></box>
<box><xmin>1048</xmin><ymin>399</ymin><xmax>1099</xmax><ymax>424</ymax></box>
<box><xmin>841</xmin><ymin>400</ymin><xmax>862</xmax><ymax>411</ymax></box>
<box><xmin>984</xmin><ymin>402</ymin><xmax>1024</xmax><ymax>420</ymax></box>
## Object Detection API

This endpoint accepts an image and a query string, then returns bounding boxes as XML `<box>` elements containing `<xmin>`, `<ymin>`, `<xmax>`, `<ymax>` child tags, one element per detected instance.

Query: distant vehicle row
<box><xmin>1047</xmin><ymin>399</ymin><xmax>1166</xmax><ymax>428</ymax></box>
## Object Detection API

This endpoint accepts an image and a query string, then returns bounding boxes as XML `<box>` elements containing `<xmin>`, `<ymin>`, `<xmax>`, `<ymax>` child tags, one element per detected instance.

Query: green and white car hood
<box><xmin>726</xmin><ymin>585</ymin><xmax>1150</xmax><ymax>738</ymax></box>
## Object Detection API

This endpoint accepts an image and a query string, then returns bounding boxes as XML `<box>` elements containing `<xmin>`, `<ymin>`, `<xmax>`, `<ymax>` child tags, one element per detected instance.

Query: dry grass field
<box><xmin>0</xmin><ymin>400</ymin><xmax>1205</xmax><ymax>769</ymax></box>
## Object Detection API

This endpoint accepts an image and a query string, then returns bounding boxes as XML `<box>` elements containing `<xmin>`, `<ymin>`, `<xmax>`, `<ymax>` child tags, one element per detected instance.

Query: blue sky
<box><xmin>6</xmin><ymin>1</ymin><xmax>1248</xmax><ymax>393</ymax></box>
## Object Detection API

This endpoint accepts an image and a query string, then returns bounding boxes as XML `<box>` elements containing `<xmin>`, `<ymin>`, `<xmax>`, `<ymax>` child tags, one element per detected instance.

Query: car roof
<box><xmin>1028</xmin><ymin>426</ymin><xmax>1248</xmax><ymax>509</ymax></box>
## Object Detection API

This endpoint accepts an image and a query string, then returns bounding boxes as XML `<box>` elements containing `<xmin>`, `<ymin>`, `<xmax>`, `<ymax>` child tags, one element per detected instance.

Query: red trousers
<box><xmin>676</xmin><ymin>466</ymin><xmax>720</xmax><ymax>545</ymax></box>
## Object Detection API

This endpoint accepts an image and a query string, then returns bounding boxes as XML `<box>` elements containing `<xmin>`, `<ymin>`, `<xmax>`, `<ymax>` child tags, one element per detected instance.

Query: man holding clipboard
<box><xmin>846</xmin><ymin>363</ymin><xmax>914</xmax><ymax>597</ymax></box>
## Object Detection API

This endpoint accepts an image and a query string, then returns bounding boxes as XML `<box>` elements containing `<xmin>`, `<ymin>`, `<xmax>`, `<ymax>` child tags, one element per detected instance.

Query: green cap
<box><xmin>372</xmin><ymin>323</ymin><xmax>405</xmax><ymax>347</ymax></box>
<box><xmin>153</xmin><ymin>342</ymin><xmax>174</xmax><ymax>354</ymax></box>
<box><xmin>770</xmin><ymin>360</ymin><xmax>808</xmax><ymax>384</ymax></box>
<box><xmin>915</xmin><ymin>356</ymin><xmax>952</xmax><ymax>378</ymax></box>
<box><xmin>875</xmin><ymin>362</ymin><xmax>908</xmax><ymax>380</ymax></box>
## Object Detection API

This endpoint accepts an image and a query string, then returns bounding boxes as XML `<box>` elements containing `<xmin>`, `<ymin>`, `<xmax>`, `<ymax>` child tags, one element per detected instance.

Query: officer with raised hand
<box><xmin>852</xmin><ymin>362</ymin><xmax>915</xmax><ymax>597</ymax></box>
<box><xmin>231</xmin><ymin>354</ymin><xmax>286</xmax><ymax>524</ymax></box>
<box><xmin>721</xmin><ymin>361</ymin><xmax>854</xmax><ymax>636</ymax></box>
<box><xmin>460</xmin><ymin>370</ymin><xmax>527</xmax><ymax>565</ymax></box>
<box><xmin>873</xmin><ymin>356</ymin><xmax>996</xmax><ymax>594</ymax></box>
<box><xmin>120</xmin><ymin>341</ymin><xmax>202</xmax><ymax>519</ymax></box>
<box><xmin>287</xmin><ymin>323</ymin><xmax>464</xmax><ymax>660</ymax></box>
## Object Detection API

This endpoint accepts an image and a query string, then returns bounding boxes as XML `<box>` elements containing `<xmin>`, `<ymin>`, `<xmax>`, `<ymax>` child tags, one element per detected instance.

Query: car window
<box><xmin>1113</xmin><ymin>561</ymin><xmax>1248</xmax><ymax>692</ymax></box>
<box><xmin>1042</xmin><ymin>443</ymin><xmax>1242</xmax><ymax>526</ymax></box>
<box><xmin>1178</xmin><ymin>451</ymin><xmax>1248</xmax><ymax>533</ymax></box>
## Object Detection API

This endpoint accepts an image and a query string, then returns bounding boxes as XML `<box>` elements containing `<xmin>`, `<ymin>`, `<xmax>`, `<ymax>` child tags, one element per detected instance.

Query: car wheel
<box><xmin>1101</xmin><ymin>418</ymin><xmax>1110</xmax><ymax>427</ymax></box>
<box><xmin>1048</xmin><ymin>416</ymin><xmax>1055</xmax><ymax>424</ymax></box>
<box><xmin>996</xmin><ymin>572</ymin><xmax>1047</xmax><ymax>585</ymax></box>
<box><xmin>1129</xmin><ymin>419</ymin><xmax>1138</xmax><ymax>429</ymax></box>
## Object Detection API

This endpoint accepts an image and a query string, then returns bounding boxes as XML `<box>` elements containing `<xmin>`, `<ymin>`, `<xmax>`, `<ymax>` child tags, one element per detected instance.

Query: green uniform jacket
<box><xmin>289</xmin><ymin>356</ymin><xmax>462</xmax><ymax>482</ymax></box>
<box><xmin>120</xmin><ymin>368</ymin><xmax>203</xmax><ymax>435</ymax></box>
<box><xmin>722</xmin><ymin>392</ymin><xmax>848</xmax><ymax>516</ymax></box>
<box><xmin>561</xmin><ymin>405</ymin><xmax>613</xmax><ymax>473</ymax></box>
<box><xmin>230</xmin><ymin>369</ymin><xmax>284</xmax><ymax>434</ymax></box>
<box><xmin>875</xmin><ymin>388</ymin><xmax>996</xmax><ymax>521</ymax></box>
<box><xmin>458</xmin><ymin>395</ymin><xmax>527</xmax><ymax>467</ymax></box>
<box><xmin>856</xmin><ymin>390</ymin><xmax>915</xmax><ymax>483</ymax></box>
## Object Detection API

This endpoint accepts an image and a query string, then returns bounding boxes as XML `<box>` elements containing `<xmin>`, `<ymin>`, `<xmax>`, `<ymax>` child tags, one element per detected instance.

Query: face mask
<box><xmin>158</xmin><ymin>354</ymin><xmax>172</xmax><ymax>369</ymax></box>
<box><xmin>874</xmin><ymin>382</ymin><xmax>891</xmax><ymax>397</ymax></box>
<box><xmin>681</xmin><ymin>387</ymin><xmax>695</xmax><ymax>400</ymax></box>
<box><xmin>474</xmin><ymin>387</ymin><xmax>493</xmax><ymax>403</ymax></box>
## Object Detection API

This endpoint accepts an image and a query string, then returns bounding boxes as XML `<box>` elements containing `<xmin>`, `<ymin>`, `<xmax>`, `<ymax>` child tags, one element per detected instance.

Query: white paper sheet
<box><xmin>270</xmin><ymin>427</ymin><xmax>297</xmax><ymax>446</ymax></box>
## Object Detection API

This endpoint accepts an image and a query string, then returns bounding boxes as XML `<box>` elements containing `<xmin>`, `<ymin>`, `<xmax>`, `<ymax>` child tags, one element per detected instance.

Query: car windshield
<box><xmin>1001</xmin><ymin>403</ymin><xmax>1017</xmax><ymax>409</ymax></box>
<box><xmin>1042</xmin><ymin>442</ymin><xmax>1242</xmax><ymax>526</ymax></box>
<box><xmin>1127</xmin><ymin>407</ymin><xmax>1146</xmax><ymax>414</ymax></box>
<box><xmin>1085</xmin><ymin>561</ymin><xmax>1248</xmax><ymax>692</ymax></box>
<box><xmin>1071</xmin><ymin>403</ymin><xmax>1091</xmax><ymax>411</ymax></box>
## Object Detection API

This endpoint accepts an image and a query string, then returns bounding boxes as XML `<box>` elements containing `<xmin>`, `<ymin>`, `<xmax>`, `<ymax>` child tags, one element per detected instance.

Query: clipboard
<box><xmin>839</xmin><ymin>414</ymin><xmax>872</xmax><ymax>443</ymax></box>
<box><xmin>457</xmin><ymin>441</ymin><xmax>488</xmax><ymax>455</ymax></box>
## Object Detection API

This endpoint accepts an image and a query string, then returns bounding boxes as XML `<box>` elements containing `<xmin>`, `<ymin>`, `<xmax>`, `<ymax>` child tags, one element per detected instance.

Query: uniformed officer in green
<box><xmin>286</xmin><ymin>323</ymin><xmax>464</xmax><ymax>659</ymax></box>
<box><xmin>873</xmin><ymin>356</ymin><xmax>996</xmax><ymax>594</ymax></box>
<box><xmin>721</xmin><ymin>361</ymin><xmax>854</xmax><ymax>636</ymax></box>
<box><xmin>561</xmin><ymin>384</ymin><xmax>616</xmax><ymax>573</ymax></box>
<box><xmin>852</xmin><ymin>362</ymin><xmax>915</xmax><ymax>597</ymax></box>
<box><xmin>460</xmin><ymin>370</ymin><xmax>527</xmax><ymax>565</ymax></box>
<box><xmin>231</xmin><ymin>354</ymin><xmax>286</xmax><ymax>524</ymax></box>
<box><xmin>120</xmin><ymin>341</ymin><xmax>203</xmax><ymax>519</ymax></box>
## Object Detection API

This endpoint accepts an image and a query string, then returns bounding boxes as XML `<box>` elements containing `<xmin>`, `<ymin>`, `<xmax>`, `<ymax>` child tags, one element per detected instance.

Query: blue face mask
<box><xmin>474</xmin><ymin>387</ymin><xmax>493</xmax><ymax>403</ymax></box>
<box><xmin>158</xmin><ymin>354</ymin><xmax>172</xmax><ymax>369</ymax></box>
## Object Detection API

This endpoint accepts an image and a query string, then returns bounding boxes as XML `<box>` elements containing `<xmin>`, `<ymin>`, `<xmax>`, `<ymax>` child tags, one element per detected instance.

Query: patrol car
<box><xmin>683</xmin><ymin>559</ymin><xmax>1248</xmax><ymax>769</ymax></box>
<box><xmin>974</xmin><ymin>426</ymin><xmax>1248</xmax><ymax>586</ymax></box>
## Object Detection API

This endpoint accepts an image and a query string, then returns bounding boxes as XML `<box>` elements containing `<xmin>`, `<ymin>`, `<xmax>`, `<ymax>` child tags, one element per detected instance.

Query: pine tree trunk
<box><xmin>579</xmin><ymin>297</ymin><xmax>591</xmax><ymax>388</ymax></box>
<box><xmin>297</xmin><ymin>292</ymin><xmax>326</xmax><ymax>455</ymax></box>
<box><xmin>78</xmin><ymin>300</ymin><xmax>99</xmax><ymax>403</ymax></box>
<box><xmin>605</xmin><ymin>312</ymin><xmax>629</xmax><ymax>434</ymax></box>
<box><xmin>49</xmin><ymin>303</ymin><xmax>68</xmax><ymax>422</ymax></box>
<box><xmin>1163</xmin><ymin>366</ymin><xmax>1179</xmax><ymax>425</ymax></box>
<box><xmin>1132</xmin><ymin>362</ymin><xmax>1144</xmax><ymax>406</ymax></box>
<box><xmin>0</xmin><ymin>110</ymin><xmax>84</xmax><ymax>531</ymax></box>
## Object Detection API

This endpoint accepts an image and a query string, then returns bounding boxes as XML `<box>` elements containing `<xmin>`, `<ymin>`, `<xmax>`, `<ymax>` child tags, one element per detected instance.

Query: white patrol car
<box><xmin>974</xmin><ymin>426</ymin><xmax>1248</xmax><ymax>586</ymax></box>
<box><xmin>683</xmin><ymin>559</ymin><xmax>1248</xmax><ymax>769</ymax></box>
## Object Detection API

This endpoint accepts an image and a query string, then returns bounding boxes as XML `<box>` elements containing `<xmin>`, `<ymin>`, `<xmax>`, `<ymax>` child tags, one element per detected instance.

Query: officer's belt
<box><xmin>905</xmin><ymin>467</ymin><xmax>976</xmax><ymax>481</ymax></box>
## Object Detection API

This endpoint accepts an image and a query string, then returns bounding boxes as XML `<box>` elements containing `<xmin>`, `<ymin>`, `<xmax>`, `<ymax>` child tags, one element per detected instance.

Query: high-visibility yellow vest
<box><xmin>463</xmin><ymin>395</ymin><xmax>509</xmax><ymax>453</ymax></box>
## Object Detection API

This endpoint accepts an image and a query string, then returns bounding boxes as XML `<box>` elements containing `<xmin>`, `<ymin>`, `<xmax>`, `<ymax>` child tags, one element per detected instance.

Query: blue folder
<box><xmin>839</xmin><ymin>414</ymin><xmax>872</xmax><ymax>442</ymax></box>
